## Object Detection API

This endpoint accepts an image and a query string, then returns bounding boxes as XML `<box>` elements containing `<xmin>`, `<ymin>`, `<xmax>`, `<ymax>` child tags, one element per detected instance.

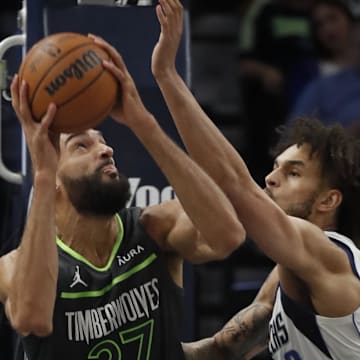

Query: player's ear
<box><xmin>318</xmin><ymin>189</ymin><xmax>342</xmax><ymax>212</ymax></box>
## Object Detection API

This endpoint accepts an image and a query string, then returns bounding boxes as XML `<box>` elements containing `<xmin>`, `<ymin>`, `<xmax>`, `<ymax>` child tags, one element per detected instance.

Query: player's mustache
<box><xmin>96</xmin><ymin>158</ymin><xmax>116</xmax><ymax>172</ymax></box>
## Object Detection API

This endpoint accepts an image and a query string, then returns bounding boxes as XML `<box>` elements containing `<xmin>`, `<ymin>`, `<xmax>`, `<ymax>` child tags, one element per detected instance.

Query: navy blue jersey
<box><xmin>21</xmin><ymin>207</ymin><xmax>186</xmax><ymax>360</ymax></box>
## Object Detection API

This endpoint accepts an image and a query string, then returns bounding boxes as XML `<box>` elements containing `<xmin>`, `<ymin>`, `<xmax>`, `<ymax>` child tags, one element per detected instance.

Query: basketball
<box><xmin>18</xmin><ymin>32</ymin><xmax>118</xmax><ymax>133</ymax></box>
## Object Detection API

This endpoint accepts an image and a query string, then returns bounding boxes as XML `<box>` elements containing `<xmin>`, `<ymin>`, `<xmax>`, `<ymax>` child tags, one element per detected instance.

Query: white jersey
<box><xmin>269</xmin><ymin>231</ymin><xmax>360</xmax><ymax>360</ymax></box>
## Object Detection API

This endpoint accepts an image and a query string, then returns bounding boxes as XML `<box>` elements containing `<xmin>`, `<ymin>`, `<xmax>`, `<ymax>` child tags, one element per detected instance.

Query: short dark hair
<box><xmin>272</xmin><ymin>117</ymin><xmax>360</xmax><ymax>247</ymax></box>
<box><xmin>310</xmin><ymin>0</ymin><xmax>356</xmax><ymax>60</ymax></box>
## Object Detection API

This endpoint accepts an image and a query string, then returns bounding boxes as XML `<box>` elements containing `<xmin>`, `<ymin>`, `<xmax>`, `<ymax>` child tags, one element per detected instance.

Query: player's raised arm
<box><xmin>151</xmin><ymin>0</ymin><xmax>353</xmax><ymax>270</ymax></box>
<box><xmin>5</xmin><ymin>76</ymin><xmax>59</xmax><ymax>336</ymax></box>
<box><xmin>151</xmin><ymin>0</ymin><xmax>360</xmax><ymax>323</ymax></box>
<box><xmin>93</xmin><ymin>35</ymin><xmax>246</xmax><ymax>261</ymax></box>
<box><xmin>150</xmin><ymin>0</ymin><xmax>298</xmax><ymax>263</ymax></box>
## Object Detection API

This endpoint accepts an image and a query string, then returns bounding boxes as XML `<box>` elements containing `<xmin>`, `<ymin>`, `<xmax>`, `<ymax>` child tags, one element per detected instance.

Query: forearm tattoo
<box><xmin>215</xmin><ymin>303</ymin><xmax>272</xmax><ymax>360</ymax></box>
<box><xmin>182</xmin><ymin>338</ymin><xmax>220</xmax><ymax>360</ymax></box>
<box><xmin>182</xmin><ymin>303</ymin><xmax>271</xmax><ymax>360</ymax></box>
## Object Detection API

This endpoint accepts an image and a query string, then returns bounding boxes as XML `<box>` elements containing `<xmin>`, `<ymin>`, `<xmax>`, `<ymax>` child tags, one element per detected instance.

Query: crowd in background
<box><xmin>192</xmin><ymin>0</ymin><xmax>360</xmax><ymax>184</ymax></box>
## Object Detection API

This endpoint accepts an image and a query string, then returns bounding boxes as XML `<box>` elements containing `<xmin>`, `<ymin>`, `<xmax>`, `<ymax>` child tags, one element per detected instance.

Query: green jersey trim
<box><xmin>60</xmin><ymin>253</ymin><xmax>158</xmax><ymax>299</ymax></box>
<box><xmin>56</xmin><ymin>213</ymin><xmax>124</xmax><ymax>272</ymax></box>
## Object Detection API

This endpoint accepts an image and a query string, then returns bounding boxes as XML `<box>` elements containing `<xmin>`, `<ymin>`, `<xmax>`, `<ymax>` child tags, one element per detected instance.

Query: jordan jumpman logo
<box><xmin>70</xmin><ymin>265</ymin><xmax>88</xmax><ymax>288</ymax></box>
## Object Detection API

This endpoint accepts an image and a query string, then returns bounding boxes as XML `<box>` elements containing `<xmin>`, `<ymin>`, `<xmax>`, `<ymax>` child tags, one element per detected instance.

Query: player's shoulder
<box><xmin>140</xmin><ymin>199</ymin><xmax>182</xmax><ymax>223</ymax></box>
<box><xmin>288</xmin><ymin>216</ymin><xmax>352</xmax><ymax>269</ymax></box>
<box><xmin>119</xmin><ymin>202</ymin><xmax>181</xmax><ymax>225</ymax></box>
<box><xmin>138</xmin><ymin>199</ymin><xmax>183</xmax><ymax>242</ymax></box>
<box><xmin>288</xmin><ymin>216</ymin><xmax>328</xmax><ymax>242</ymax></box>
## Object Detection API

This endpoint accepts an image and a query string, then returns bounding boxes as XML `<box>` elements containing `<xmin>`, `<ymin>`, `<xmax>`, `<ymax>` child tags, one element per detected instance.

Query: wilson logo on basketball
<box><xmin>44</xmin><ymin>49</ymin><xmax>102</xmax><ymax>96</ymax></box>
<box><xmin>40</xmin><ymin>43</ymin><xmax>61</xmax><ymax>57</ymax></box>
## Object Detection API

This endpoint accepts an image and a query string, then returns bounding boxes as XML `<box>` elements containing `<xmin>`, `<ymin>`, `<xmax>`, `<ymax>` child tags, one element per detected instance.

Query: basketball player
<box><xmin>0</xmin><ymin>18</ymin><xmax>246</xmax><ymax>360</ymax></box>
<box><xmin>148</xmin><ymin>0</ymin><xmax>360</xmax><ymax>358</ymax></box>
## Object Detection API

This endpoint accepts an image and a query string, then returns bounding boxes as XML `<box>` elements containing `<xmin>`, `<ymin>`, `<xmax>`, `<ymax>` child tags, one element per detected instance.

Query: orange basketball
<box><xmin>18</xmin><ymin>32</ymin><xmax>118</xmax><ymax>133</ymax></box>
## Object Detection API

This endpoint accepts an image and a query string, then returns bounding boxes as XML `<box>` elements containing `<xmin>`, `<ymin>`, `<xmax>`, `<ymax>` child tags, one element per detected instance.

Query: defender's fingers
<box><xmin>156</xmin><ymin>3</ymin><xmax>166</xmax><ymax>25</ymax></box>
<box><xmin>157</xmin><ymin>0</ymin><xmax>183</xmax><ymax>30</ymax></box>
<box><xmin>158</xmin><ymin>0</ymin><xmax>182</xmax><ymax>18</ymax></box>
<box><xmin>162</xmin><ymin>0</ymin><xmax>182</xmax><ymax>13</ymax></box>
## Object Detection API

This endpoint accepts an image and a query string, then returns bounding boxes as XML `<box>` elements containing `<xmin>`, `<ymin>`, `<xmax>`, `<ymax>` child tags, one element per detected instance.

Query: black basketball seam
<box><xmin>36</xmin><ymin>68</ymin><xmax>114</xmax><ymax>123</ymax></box>
<box><xmin>29</xmin><ymin>40</ymin><xmax>97</xmax><ymax>106</ymax></box>
<box><xmin>20</xmin><ymin>33</ymin><xmax>84</xmax><ymax>82</ymax></box>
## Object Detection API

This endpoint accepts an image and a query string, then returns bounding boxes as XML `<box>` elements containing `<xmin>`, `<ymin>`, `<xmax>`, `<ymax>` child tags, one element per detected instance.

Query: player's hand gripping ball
<box><xmin>18</xmin><ymin>32</ymin><xmax>118</xmax><ymax>133</ymax></box>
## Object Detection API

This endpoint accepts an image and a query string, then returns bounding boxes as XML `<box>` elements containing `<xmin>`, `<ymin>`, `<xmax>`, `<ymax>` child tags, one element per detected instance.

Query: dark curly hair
<box><xmin>271</xmin><ymin>117</ymin><xmax>360</xmax><ymax>247</ymax></box>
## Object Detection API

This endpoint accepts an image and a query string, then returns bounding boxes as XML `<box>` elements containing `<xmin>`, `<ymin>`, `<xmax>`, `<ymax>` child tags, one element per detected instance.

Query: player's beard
<box><xmin>284</xmin><ymin>194</ymin><xmax>316</xmax><ymax>220</ymax></box>
<box><xmin>284</xmin><ymin>191</ymin><xmax>319</xmax><ymax>220</ymax></box>
<box><xmin>61</xmin><ymin>170</ymin><xmax>131</xmax><ymax>216</ymax></box>
<box><xmin>265</xmin><ymin>188</ymin><xmax>318</xmax><ymax>220</ymax></box>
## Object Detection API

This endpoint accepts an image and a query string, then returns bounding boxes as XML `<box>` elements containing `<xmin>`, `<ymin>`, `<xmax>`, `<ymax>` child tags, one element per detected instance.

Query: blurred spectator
<box><xmin>310</xmin><ymin>0</ymin><xmax>356</xmax><ymax>76</ymax></box>
<box><xmin>238</xmin><ymin>0</ymin><xmax>317</xmax><ymax>107</ymax></box>
<box><xmin>348</xmin><ymin>0</ymin><xmax>360</xmax><ymax>18</ymax></box>
<box><xmin>0</xmin><ymin>0</ymin><xmax>22</xmax><ymax>39</ymax></box>
<box><xmin>290</xmin><ymin>19</ymin><xmax>360</xmax><ymax>136</ymax></box>
<box><xmin>237</xmin><ymin>0</ymin><xmax>317</xmax><ymax>184</ymax></box>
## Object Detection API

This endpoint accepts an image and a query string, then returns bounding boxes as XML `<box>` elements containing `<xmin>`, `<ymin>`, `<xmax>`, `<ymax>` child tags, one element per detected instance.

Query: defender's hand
<box><xmin>151</xmin><ymin>0</ymin><xmax>184</xmax><ymax>78</ymax></box>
